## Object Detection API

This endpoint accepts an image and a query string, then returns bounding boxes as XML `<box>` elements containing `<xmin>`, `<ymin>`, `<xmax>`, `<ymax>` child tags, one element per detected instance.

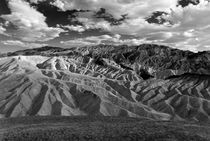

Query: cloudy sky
<box><xmin>0</xmin><ymin>0</ymin><xmax>210</xmax><ymax>52</ymax></box>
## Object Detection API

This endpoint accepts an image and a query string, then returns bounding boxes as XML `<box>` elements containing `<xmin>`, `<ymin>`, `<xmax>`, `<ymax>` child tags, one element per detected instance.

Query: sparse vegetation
<box><xmin>0</xmin><ymin>116</ymin><xmax>209</xmax><ymax>141</ymax></box>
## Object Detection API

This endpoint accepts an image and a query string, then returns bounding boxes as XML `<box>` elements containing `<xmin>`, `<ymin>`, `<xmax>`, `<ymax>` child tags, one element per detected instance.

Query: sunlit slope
<box><xmin>0</xmin><ymin>55</ymin><xmax>210</xmax><ymax>122</ymax></box>
<box><xmin>0</xmin><ymin>56</ymin><xmax>167</xmax><ymax>120</ymax></box>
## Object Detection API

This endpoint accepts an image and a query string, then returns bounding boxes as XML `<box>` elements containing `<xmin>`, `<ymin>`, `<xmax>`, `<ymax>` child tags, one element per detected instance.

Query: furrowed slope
<box><xmin>4</xmin><ymin>44</ymin><xmax>210</xmax><ymax>79</ymax></box>
<box><xmin>0</xmin><ymin>56</ymin><xmax>167</xmax><ymax>120</ymax></box>
<box><xmin>0</xmin><ymin>54</ymin><xmax>210</xmax><ymax>122</ymax></box>
<box><xmin>131</xmin><ymin>74</ymin><xmax>210</xmax><ymax>122</ymax></box>
<box><xmin>77</xmin><ymin>44</ymin><xmax>210</xmax><ymax>78</ymax></box>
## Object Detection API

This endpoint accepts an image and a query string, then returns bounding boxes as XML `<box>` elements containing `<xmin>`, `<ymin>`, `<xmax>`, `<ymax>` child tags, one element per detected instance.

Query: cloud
<box><xmin>53</xmin><ymin>0</ymin><xmax>210</xmax><ymax>52</ymax></box>
<box><xmin>0</xmin><ymin>22</ymin><xmax>9</xmax><ymax>36</ymax></box>
<box><xmin>2</xmin><ymin>40</ymin><xmax>47</xmax><ymax>48</ymax></box>
<box><xmin>178</xmin><ymin>0</ymin><xmax>200</xmax><ymax>7</ymax></box>
<box><xmin>48</xmin><ymin>0</ymin><xmax>73</xmax><ymax>11</ymax></box>
<box><xmin>29</xmin><ymin>0</ymin><xmax>46</xmax><ymax>4</ymax></box>
<box><xmin>1</xmin><ymin>0</ymin><xmax>64</xmax><ymax>42</ymax></box>
<box><xmin>61</xmin><ymin>34</ymin><xmax>146</xmax><ymax>47</ymax></box>
<box><xmin>0</xmin><ymin>25</ymin><xmax>6</xmax><ymax>35</ymax></box>
<box><xmin>1</xmin><ymin>0</ymin><xmax>210</xmax><ymax>52</ymax></box>
<box><xmin>53</xmin><ymin>0</ymin><xmax>177</xmax><ymax>29</ymax></box>
<box><xmin>54</xmin><ymin>0</ymin><xmax>177</xmax><ymax>18</ymax></box>
<box><xmin>60</xmin><ymin>25</ymin><xmax>85</xmax><ymax>32</ymax></box>
<box><xmin>50</xmin><ymin>0</ymin><xmax>66</xmax><ymax>11</ymax></box>
<box><xmin>163</xmin><ymin>0</ymin><xmax>210</xmax><ymax>51</ymax></box>
<box><xmin>50</xmin><ymin>0</ymin><xmax>177</xmax><ymax>31</ymax></box>
<box><xmin>102</xmin><ymin>0</ymin><xmax>210</xmax><ymax>52</ymax></box>
<box><xmin>59</xmin><ymin>17</ymin><xmax>111</xmax><ymax>32</ymax></box>
<box><xmin>50</xmin><ymin>0</ymin><xmax>177</xmax><ymax>44</ymax></box>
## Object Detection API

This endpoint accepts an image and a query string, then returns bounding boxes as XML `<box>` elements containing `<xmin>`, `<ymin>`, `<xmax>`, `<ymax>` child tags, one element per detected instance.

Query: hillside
<box><xmin>0</xmin><ymin>44</ymin><xmax>210</xmax><ymax>122</ymax></box>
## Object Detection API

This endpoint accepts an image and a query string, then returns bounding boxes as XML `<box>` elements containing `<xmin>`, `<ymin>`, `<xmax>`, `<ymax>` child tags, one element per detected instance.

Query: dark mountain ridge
<box><xmin>2</xmin><ymin>44</ymin><xmax>210</xmax><ymax>78</ymax></box>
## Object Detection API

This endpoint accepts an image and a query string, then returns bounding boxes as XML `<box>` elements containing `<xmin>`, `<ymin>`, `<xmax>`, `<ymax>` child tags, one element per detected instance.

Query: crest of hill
<box><xmin>2</xmin><ymin>44</ymin><xmax>210</xmax><ymax>76</ymax></box>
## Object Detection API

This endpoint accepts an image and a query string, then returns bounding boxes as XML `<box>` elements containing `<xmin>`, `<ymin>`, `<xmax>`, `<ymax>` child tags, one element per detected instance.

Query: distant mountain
<box><xmin>4</xmin><ymin>44</ymin><xmax>210</xmax><ymax>78</ymax></box>
<box><xmin>0</xmin><ymin>44</ymin><xmax>210</xmax><ymax>122</ymax></box>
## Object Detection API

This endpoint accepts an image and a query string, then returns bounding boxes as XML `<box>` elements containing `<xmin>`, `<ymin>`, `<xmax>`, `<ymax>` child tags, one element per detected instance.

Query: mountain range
<box><xmin>0</xmin><ymin>44</ymin><xmax>210</xmax><ymax>122</ymax></box>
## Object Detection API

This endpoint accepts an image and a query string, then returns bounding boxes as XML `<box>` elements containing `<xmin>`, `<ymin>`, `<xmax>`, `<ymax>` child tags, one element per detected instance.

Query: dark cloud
<box><xmin>177</xmin><ymin>0</ymin><xmax>200</xmax><ymax>7</ymax></box>
<box><xmin>30</xmin><ymin>1</ymin><xmax>84</xmax><ymax>27</ymax></box>
<box><xmin>94</xmin><ymin>8</ymin><xmax>128</xmax><ymax>26</ymax></box>
<box><xmin>145</xmin><ymin>11</ymin><xmax>171</xmax><ymax>25</ymax></box>
<box><xmin>0</xmin><ymin>0</ymin><xmax>18</xmax><ymax>30</ymax></box>
<box><xmin>0</xmin><ymin>0</ymin><xmax>10</xmax><ymax>15</ymax></box>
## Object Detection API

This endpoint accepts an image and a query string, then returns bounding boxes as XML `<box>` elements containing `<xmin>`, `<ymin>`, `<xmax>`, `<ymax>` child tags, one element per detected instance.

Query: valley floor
<box><xmin>0</xmin><ymin>116</ymin><xmax>210</xmax><ymax>141</ymax></box>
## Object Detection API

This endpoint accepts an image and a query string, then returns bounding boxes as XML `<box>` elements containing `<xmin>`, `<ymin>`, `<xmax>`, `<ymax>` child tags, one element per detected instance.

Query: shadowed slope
<box><xmin>0</xmin><ymin>45</ymin><xmax>210</xmax><ymax>122</ymax></box>
<box><xmin>3</xmin><ymin>44</ymin><xmax>210</xmax><ymax>79</ymax></box>
<box><xmin>0</xmin><ymin>54</ymin><xmax>210</xmax><ymax>122</ymax></box>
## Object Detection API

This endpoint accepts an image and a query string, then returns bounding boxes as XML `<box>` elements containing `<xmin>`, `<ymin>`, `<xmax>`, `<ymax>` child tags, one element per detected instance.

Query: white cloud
<box><xmin>29</xmin><ymin>0</ymin><xmax>46</xmax><ymax>4</ymax></box>
<box><xmin>49</xmin><ymin>0</ymin><xmax>73</xmax><ymax>11</ymax></box>
<box><xmin>55</xmin><ymin>0</ymin><xmax>177</xmax><ymax>18</ymax></box>
<box><xmin>52</xmin><ymin>0</ymin><xmax>177</xmax><ymax>34</ymax></box>
<box><xmin>58</xmin><ymin>9</ymin><xmax>112</xmax><ymax>33</ymax></box>
<box><xmin>2</xmin><ymin>0</ymin><xmax>210</xmax><ymax>52</ymax></box>
<box><xmin>51</xmin><ymin>0</ymin><xmax>178</xmax><ymax>49</ymax></box>
<box><xmin>61</xmin><ymin>34</ymin><xmax>146</xmax><ymax>47</ymax></box>
<box><xmin>50</xmin><ymin>0</ymin><xmax>66</xmax><ymax>11</ymax></box>
<box><xmin>61</xmin><ymin>39</ymin><xmax>98</xmax><ymax>47</ymax></box>
<box><xmin>2</xmin><ymin>40</ymin><xmax>47</xmax><ymax>48</ymax></box>
<box><xmin>0</xmin><ymin>22</ymin><xmax>9</xmax><ymax>36</ymax></box>
<box><xmin>78</xmin><ymin>17</ymin><xmax>111</xmax><ymax>31</ymax></box>
<box><xmin>1</xmin><ymin>0</ymin><xmax>64</xmax><ymax>42</ymax></box>
<box><xmin>60</xmin><ymin>25</ymin><xmax>86</xmax><ymax>33</ymax></box>
<box><xmin>98</xmin><ymin>0</ymin><xmax>210</xmax><ymax>52</ymax></box>
<box><xmin>163</xmin><ymin>0</ymin><xmax>210</xmax><ymax>51</ymax></box>
<box><xmin>0</xmin><ymin>25</ymin><xmax>6</xmax><ymax>35</ymax></box>
<box><xmin>53</xmin><ymin>0</ymin><xmax>210</xmax><ymax>52</ymax></box>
